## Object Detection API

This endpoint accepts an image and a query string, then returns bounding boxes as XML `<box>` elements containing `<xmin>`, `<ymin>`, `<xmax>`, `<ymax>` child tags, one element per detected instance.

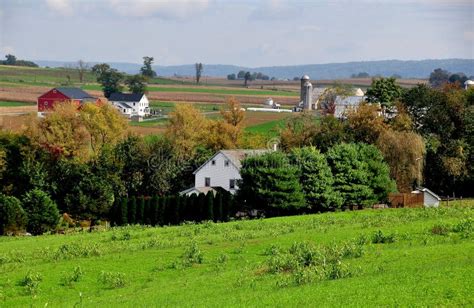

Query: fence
<box><xmin>388</xmin><ymin>193</ymin><xmax>424</xmax><ymax>208</ymax></box>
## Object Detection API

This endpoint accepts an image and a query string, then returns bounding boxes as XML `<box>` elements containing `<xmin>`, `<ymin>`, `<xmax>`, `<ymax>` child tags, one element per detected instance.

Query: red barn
<box><xmin>37</xmin><ymin>87</ymin><xmax>101</xmax><ymax>115</ymax></box>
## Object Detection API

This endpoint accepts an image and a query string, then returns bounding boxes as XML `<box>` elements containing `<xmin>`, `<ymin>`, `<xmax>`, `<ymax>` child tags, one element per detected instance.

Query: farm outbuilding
<box><xmin>411</xmin><ymin>187</ymin><xmax>441</xmax><ymax>208</ymax></box>
<box><xmin>37</xmin><ymin>87</ymin><xmax>100</xmax><ymax>116</ymax></box>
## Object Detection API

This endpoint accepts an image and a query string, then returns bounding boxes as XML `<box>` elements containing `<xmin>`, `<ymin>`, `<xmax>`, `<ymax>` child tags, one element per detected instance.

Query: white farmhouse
<box><xmin>109</xmin><ymin>93</ymin><xmax>150</xmax><ymax>118</ymax></box>
<box><xmin>180</xmin><ymin>149</ymin><xmax>269</xmax><ymax>196</ymax></box>
<box><xmin>411</xmin><ymin>187</ymin><xmax>441</xmax><ymax>208</ymax></box>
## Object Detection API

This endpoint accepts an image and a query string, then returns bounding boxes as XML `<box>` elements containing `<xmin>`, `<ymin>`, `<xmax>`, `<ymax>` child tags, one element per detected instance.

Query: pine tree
<box><xmin>174</xmin><ymin>195</ymin><xmax>181</xmax><ymax>225</ymax></box>
<box><xmin>128</xmin><ymin>196</ymin><xmax>137</xmax><ymax>224</ymax></box>
<box><xmin>197</xmin><ymin>193</ymin><xmax>207</xmax><ymax>222</ymax></box>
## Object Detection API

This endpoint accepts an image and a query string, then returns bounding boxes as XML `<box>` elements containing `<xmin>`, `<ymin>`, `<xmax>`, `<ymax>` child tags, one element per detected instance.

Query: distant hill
<box><xmin>35</xmin><ymin>59</ymin><xmax>474</xmax><ymax>80</ymax></box>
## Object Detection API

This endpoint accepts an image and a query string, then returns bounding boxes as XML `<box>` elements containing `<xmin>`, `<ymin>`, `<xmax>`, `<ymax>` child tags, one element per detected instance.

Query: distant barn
<box><xmin>37</xmin><ymin>87</ymin><xmax>101</xmax><ymax>116</ymax></box>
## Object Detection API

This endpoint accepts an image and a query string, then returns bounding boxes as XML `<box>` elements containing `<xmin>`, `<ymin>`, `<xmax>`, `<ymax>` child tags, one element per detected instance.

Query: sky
<box><xmin>0</xmin><ymin>0</ymin><xmax>473</xmax><ymax>67</ymax></box>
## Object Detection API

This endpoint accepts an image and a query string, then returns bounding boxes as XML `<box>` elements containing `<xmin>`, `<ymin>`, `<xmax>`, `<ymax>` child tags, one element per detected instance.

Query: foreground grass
<box><xmin>0</xmin><ymin>204</ymin><xmax>472</xmax><ymax>307</ymax></box>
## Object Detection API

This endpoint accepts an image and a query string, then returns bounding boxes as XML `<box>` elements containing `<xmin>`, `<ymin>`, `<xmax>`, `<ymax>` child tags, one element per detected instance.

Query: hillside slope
<box><xmin>0</xmin><ymin>203</ymin><xmax>472</xmax><ymax>306</ymax></box>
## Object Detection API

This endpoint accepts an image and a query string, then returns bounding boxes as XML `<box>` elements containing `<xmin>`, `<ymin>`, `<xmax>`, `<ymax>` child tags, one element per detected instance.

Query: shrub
<box><xmin>182</xmin><ymin>241</ymin><xmax>204</xmax><ymax>267</ymax></box>
<box><xmin>19</xmin><ymin>271</ymin><xmax>42</xmax><ymax>295</ymax></box>
<box><xmin>98</xmin><ymin>271</ymin><xmax>127</xmax><ymax>289</ymax></box>
<box><xmin>60</xmin><ymin>266</ymin><xmax>84</xmax><ymax>286</ymax></box>
<box><xmin>371</xmin><ymin>230</ymin><xmax>396</xmax><ymax>244</ymax></box>
<box><xmin>150</xmin><ymin>196</ymin><xmax>159</xmax><ymax>226</ymax></box>
<box><xmin>214</xmin><ymin>192</ymin><xmax>223</xmax><ymax>222</ymax></box>
<box><xmin>119</xmin><ymin>198</ymin><xmax>128</xmax><ymax>225</ymax></box>
<box><xmin>22</xmin><ymin>189</ymin><xmax>59</xmax><ymax>235</ymax></box>
<box><xmin>143</xmin><ymin>197</ymin><xmax>152</xmax><ymax>225</ymax></box>
<box><xmin>0</xmin><ymin>194</ymin><xmax>27</xmax><ymax>235</ymax></box>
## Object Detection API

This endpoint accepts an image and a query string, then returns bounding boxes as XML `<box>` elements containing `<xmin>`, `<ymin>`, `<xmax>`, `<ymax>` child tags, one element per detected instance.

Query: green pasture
<box><xmin>0</xmin><ymin>101</ymin><xmax>35</xmax><ymax>107</ymax></box>
<box><xmin>0</xmin><ymin>202</ymin><xmax>472</xmax><ymax>307</ymax></box>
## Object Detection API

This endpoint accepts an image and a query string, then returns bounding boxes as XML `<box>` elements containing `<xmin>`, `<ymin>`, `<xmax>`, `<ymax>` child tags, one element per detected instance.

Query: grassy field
<box><xmin>0</xmin><ymin>202</ymin><xmax>472</xmax><ymax>307</ymax></box>
<box><xmin>0</xmin><ymin>101</ymin><xmax>35</xmax><ymax>107</ymax></box>
<box><xmin>244</xmin><ymin>118</ymin><xmax>287</xmax><ymax>137</ymax></box>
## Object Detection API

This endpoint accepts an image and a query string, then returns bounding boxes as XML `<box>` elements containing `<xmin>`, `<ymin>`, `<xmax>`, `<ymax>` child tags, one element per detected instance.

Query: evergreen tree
<box><xmin>289</xmin><ymin>147</ymin><xmax>342</xmax><ymax>211</ymax></box>
<box><xmin>206</xmin><ymin>192</ymin><xmax>214</xmax><ymax>221</ymax></box>
<box><xmin>136</xmin><ymin>196</ymin><xmax>145</xmax><ymax>224</ymax></box>
<box><xmin>197</xmin><ymin>193</ymin><xmax>207</xmax><ymax>222</ymax></box>
<box><xmin>150</xmin><ymin>195</ymin><xmax>159</xmax><ymax>226</ymax></box>
<box><xmin>0</xmin><ymin>194</ymin><xmax>27</xmax><ymax>235</ymax></box>
<box><xmin>120</xmin><ymin>198</ymin><xmax>128</xmax><ymax>225</ymax></box>
<box><xmin>128</xmin><ymin>196</ymin><xmax>137</xmax><ymax>224</ymax></box>
<box><xmin>174</xmin><ymin>195</ymin><xmax>182</xmax><ymax>225</ymax></box>
<box><xmin>238</xmin><ymin>152</ymin><xmax>305</xmax><ymax>215</ymax></box>
<box><xmin>214</xmin><ymin>192</ymin><xmax>223</xmax><ymax>222</ymax></box>
<box><xmin>22</xmin><ymin>189</ymin><xmax>60</xmax><ymax>235</ymax></box>
<box><xmin>143</xmin><ymin>197</ymin><xmax>152</xmax><ymax>225</ymax></box>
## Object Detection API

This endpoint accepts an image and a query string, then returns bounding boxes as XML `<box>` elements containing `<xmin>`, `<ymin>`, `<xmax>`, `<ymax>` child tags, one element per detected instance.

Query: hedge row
<box><xmin>109</xmin><ymin>191</ymin><xmax>235</xmax><ymax>226</ymax></box>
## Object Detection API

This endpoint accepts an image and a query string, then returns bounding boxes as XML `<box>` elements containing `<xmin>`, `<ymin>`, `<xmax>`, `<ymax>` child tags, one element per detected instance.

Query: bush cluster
<box><xmin>110</xmin><ymin>191</ymin><xmax>234</xmax><ymax>226</ymax></box>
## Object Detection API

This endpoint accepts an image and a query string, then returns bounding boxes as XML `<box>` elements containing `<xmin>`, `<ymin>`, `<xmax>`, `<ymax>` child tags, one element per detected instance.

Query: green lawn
<box><xmin>0</xmin><ymin>101</ymin><xmax>35</xmax><ymax>107</ymax></box>
<box><xmin>0</xmin><ymin>203</ymin><xmax>472</xmax><ymax>307</ymax></box>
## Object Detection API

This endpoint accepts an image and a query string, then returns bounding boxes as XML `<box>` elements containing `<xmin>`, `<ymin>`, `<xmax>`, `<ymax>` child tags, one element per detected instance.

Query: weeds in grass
<box><xmin>171</xmin><ymin>241</ymin><xmax>204</xmax><ymax>269</ymax></box>
<box><xmin>19</xmin><ymin>271</ymin><xmax>42</xmax><ymax>295</ymax></box>
<box><xmin>431</xmin><ymin>224</ymin><xmax>450</xmax><ymax>236</ymax></box>
<box><xmin>60</xmin><ymin>266</ymin><xmax>84</xmax><ymax>287</ymax></box>
<box><xmin>265</xmin><ymin>241</ymin><xmax>354</xmax><ymax>287</ymax></box>
<box><xmin>52</xmin><ymin>243</ymin><xmax>102</xmax><ymax>260</ymax></box>
<box><xmin>98</xmin><ymin>271</ymin><xmax>127</xmax><ymax>289</ymax></box>
<box><xmin>371</xmin><ymin>230</ymin><xmax>396</xmax><ymax>244</ymax></box>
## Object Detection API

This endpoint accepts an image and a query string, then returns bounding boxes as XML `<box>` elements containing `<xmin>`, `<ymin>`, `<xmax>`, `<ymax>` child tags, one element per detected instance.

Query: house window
<box><xmin>211</xmin><ymin>160</ymin><xmax>216</xmax><ymax>166</ymax></box>
<box><xmin>205</xmin><ymin>177</ymin><xmax>211</xmax><ymax>187</ymax></box>
<box><xmin>229</xmin><ymin>179</ymin><xmax>235</xmax><ymax>189</ymax></box>
<box><xmin>224</xmin><ymin>160</ymin><xmax>230</xmax><ymax>167</ymax></box>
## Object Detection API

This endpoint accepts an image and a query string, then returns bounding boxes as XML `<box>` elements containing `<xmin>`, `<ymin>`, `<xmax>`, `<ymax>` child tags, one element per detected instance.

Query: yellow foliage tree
<box><xmin>79</xmin><ymin>103</ymin><xmax>128</xmax><ymax>155</ymax></box>
<box><xmin>24</xmin><ymin>102</ymin><xmax>90</xmax><ymax>160</ymax></box>
<box><xmin>166</xmin><ymin>104</ymin><xmax>208</xmax><ymax>158</ymax></box>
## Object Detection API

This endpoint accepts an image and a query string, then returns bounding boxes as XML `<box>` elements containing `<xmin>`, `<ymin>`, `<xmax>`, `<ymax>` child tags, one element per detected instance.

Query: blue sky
<box><xmin>0</xmin><ymin>0</ymin><xmax>472</xmax><ymax>66</ymax></box>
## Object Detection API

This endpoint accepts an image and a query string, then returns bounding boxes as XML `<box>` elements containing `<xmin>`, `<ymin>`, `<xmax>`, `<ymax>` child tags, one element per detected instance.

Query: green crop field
<box><xmin>0</xmin><ymin>101</ymin><xmax>35</xmax><ymax>107</ymax></box>
<box><xmin>129</xmin><ymin>118</ymin><xmax>168</xmax><ymax>127</ymax></box>
<box><xmin>0</xmin><ymin>202</ymin><xmax>472</xmax><ymax>307</ymax></box>
<box><xmin>245</xmin><ymin>118</ymin><xmax>288</xmax><ymax>137</ymax></box>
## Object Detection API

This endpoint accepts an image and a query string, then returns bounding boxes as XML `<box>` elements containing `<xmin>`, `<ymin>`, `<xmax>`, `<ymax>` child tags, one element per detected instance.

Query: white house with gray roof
<box><xmin>180</xmin><ymin>149</ymin><xmax>269</xmax><ymax>196</ymax></box>
<box><xmin>109</xmin><ymin>93</ymin><xmax>150</xmax><ymax>118</ymax></box>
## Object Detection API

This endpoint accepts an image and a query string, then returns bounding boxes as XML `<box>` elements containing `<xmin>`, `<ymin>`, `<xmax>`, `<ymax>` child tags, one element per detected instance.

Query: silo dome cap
<box><xmin>464</xmin><ymin>80</ymin><xmax>474</xmax><ymax>85</ymax></box>
<box><xmin>301</xmin><ymin>75</ymin><xmax>310</xmax><ymax>80</ymax></box>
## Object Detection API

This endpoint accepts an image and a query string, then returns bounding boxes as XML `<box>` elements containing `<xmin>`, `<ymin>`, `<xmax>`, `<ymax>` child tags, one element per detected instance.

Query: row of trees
<box><xmin>1</xmin><ymin>54</ymin><xmax>38</xmax><ymax>67</ymax></box>
<box><xmin>227</xmin><ymin>71</ymin><xmax>271</xmax><ymax>85</ymax></box>
<box><xmin>238</xmin><ymin>145</ymin><xmax>395</xmax><ymax>215</ymax></box>
<box><xmin>110</xmin><ymin>192</ymin><xmax>234</xmax><ymax>226</ymax></box>
<box><xmin>429</xmin><ymin>68</ymin><xmax>473</xmax><ymax>88</ymax></box>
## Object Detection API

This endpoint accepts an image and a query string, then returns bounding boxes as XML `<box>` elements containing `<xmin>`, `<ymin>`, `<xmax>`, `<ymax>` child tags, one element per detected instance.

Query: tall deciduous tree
<box><xmin>365</xmin><ymin>77</ymin><xmax>403</xmax><ymax>111</ymax></box>
<box><xmin>125</xmin><ymin>74</ymin><xmax>147</xmax><ymax>94</ymax></box>
<box><xmin>166</xmin><ymin>104</ymin><xmax>208</xmax><ymax>158</ymax></box>
<box><xmin>377</xmin><ymin>129</ymin><xmax>425</xmax><ymax>192</ymax></box>
<box><xmin>429</xmin><ymin>68</ymin><xmax>450</xmax><ymax>88</ymax></box>
<box><xmin>195</xmin><ymin>63</ymin><xmax>203</xmax><ymax>84</ymax></box>
<box><xmin>141</xmin><ymin>56</ymin><xmax>156</xmax><ymax>78</ymax></box>
<box><xmin>77</xmin><ymin>60</ymin><xmax>88</xmax><ymax>83</ymax></box>
<box><xmin>92</xmin><ymin>63</ymin><xmax>123</xmax><ymax>98</ymax></box>
<box><xmin>79</xmin><ymin>103</ymin><xmax>128</xmax><ymax>156</ymax></box>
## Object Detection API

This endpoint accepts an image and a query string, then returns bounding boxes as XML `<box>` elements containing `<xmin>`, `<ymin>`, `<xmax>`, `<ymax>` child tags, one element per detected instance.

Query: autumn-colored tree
<box><xmin>347</xmin><ymin>102</ymin><xmax>386</xmax><ymax>144</ymax></box>
<box><xmin>79</xmin><ymin>103</ymin><xmax>128</xmax><ymax>155</ymax></box>
<box><xmin>376</xmin><ymin>129</ymin><xmax>425</xmax><ymax>192</ymax></box>
<box><xmin>279</xmin><ymin>113</ymin><xmax>318</xmax><ymax>151</ymax></box>
<box><xmin>24</xmin><ymin>102</ymin><xmax>90</xmax><ymax>160</ymax></box>
<box><xmin>166</xmin><ymin>104</ymin><xmax>208</xmax><ymax>158</ymax></box>
<box><xmin>220</xmin><ymin>97</ymin><xmax>245</xmax><ymax>146</ymax></box>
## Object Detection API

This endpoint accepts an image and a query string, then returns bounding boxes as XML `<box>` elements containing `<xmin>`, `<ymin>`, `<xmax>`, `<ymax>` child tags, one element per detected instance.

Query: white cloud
<box><xmin>45</xmin><ymin>0</ymin><xmax>73</xmax><ymax>16</ymax></box>
<box><xmin>298</xmin><ymin>25</ymin><xmax>321</xmax><ymax>32</ymax></box>
<box><xmin>108</xmin><ymin>0</ymin><xmax>210</xmax><ymax>19</ymax></box>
